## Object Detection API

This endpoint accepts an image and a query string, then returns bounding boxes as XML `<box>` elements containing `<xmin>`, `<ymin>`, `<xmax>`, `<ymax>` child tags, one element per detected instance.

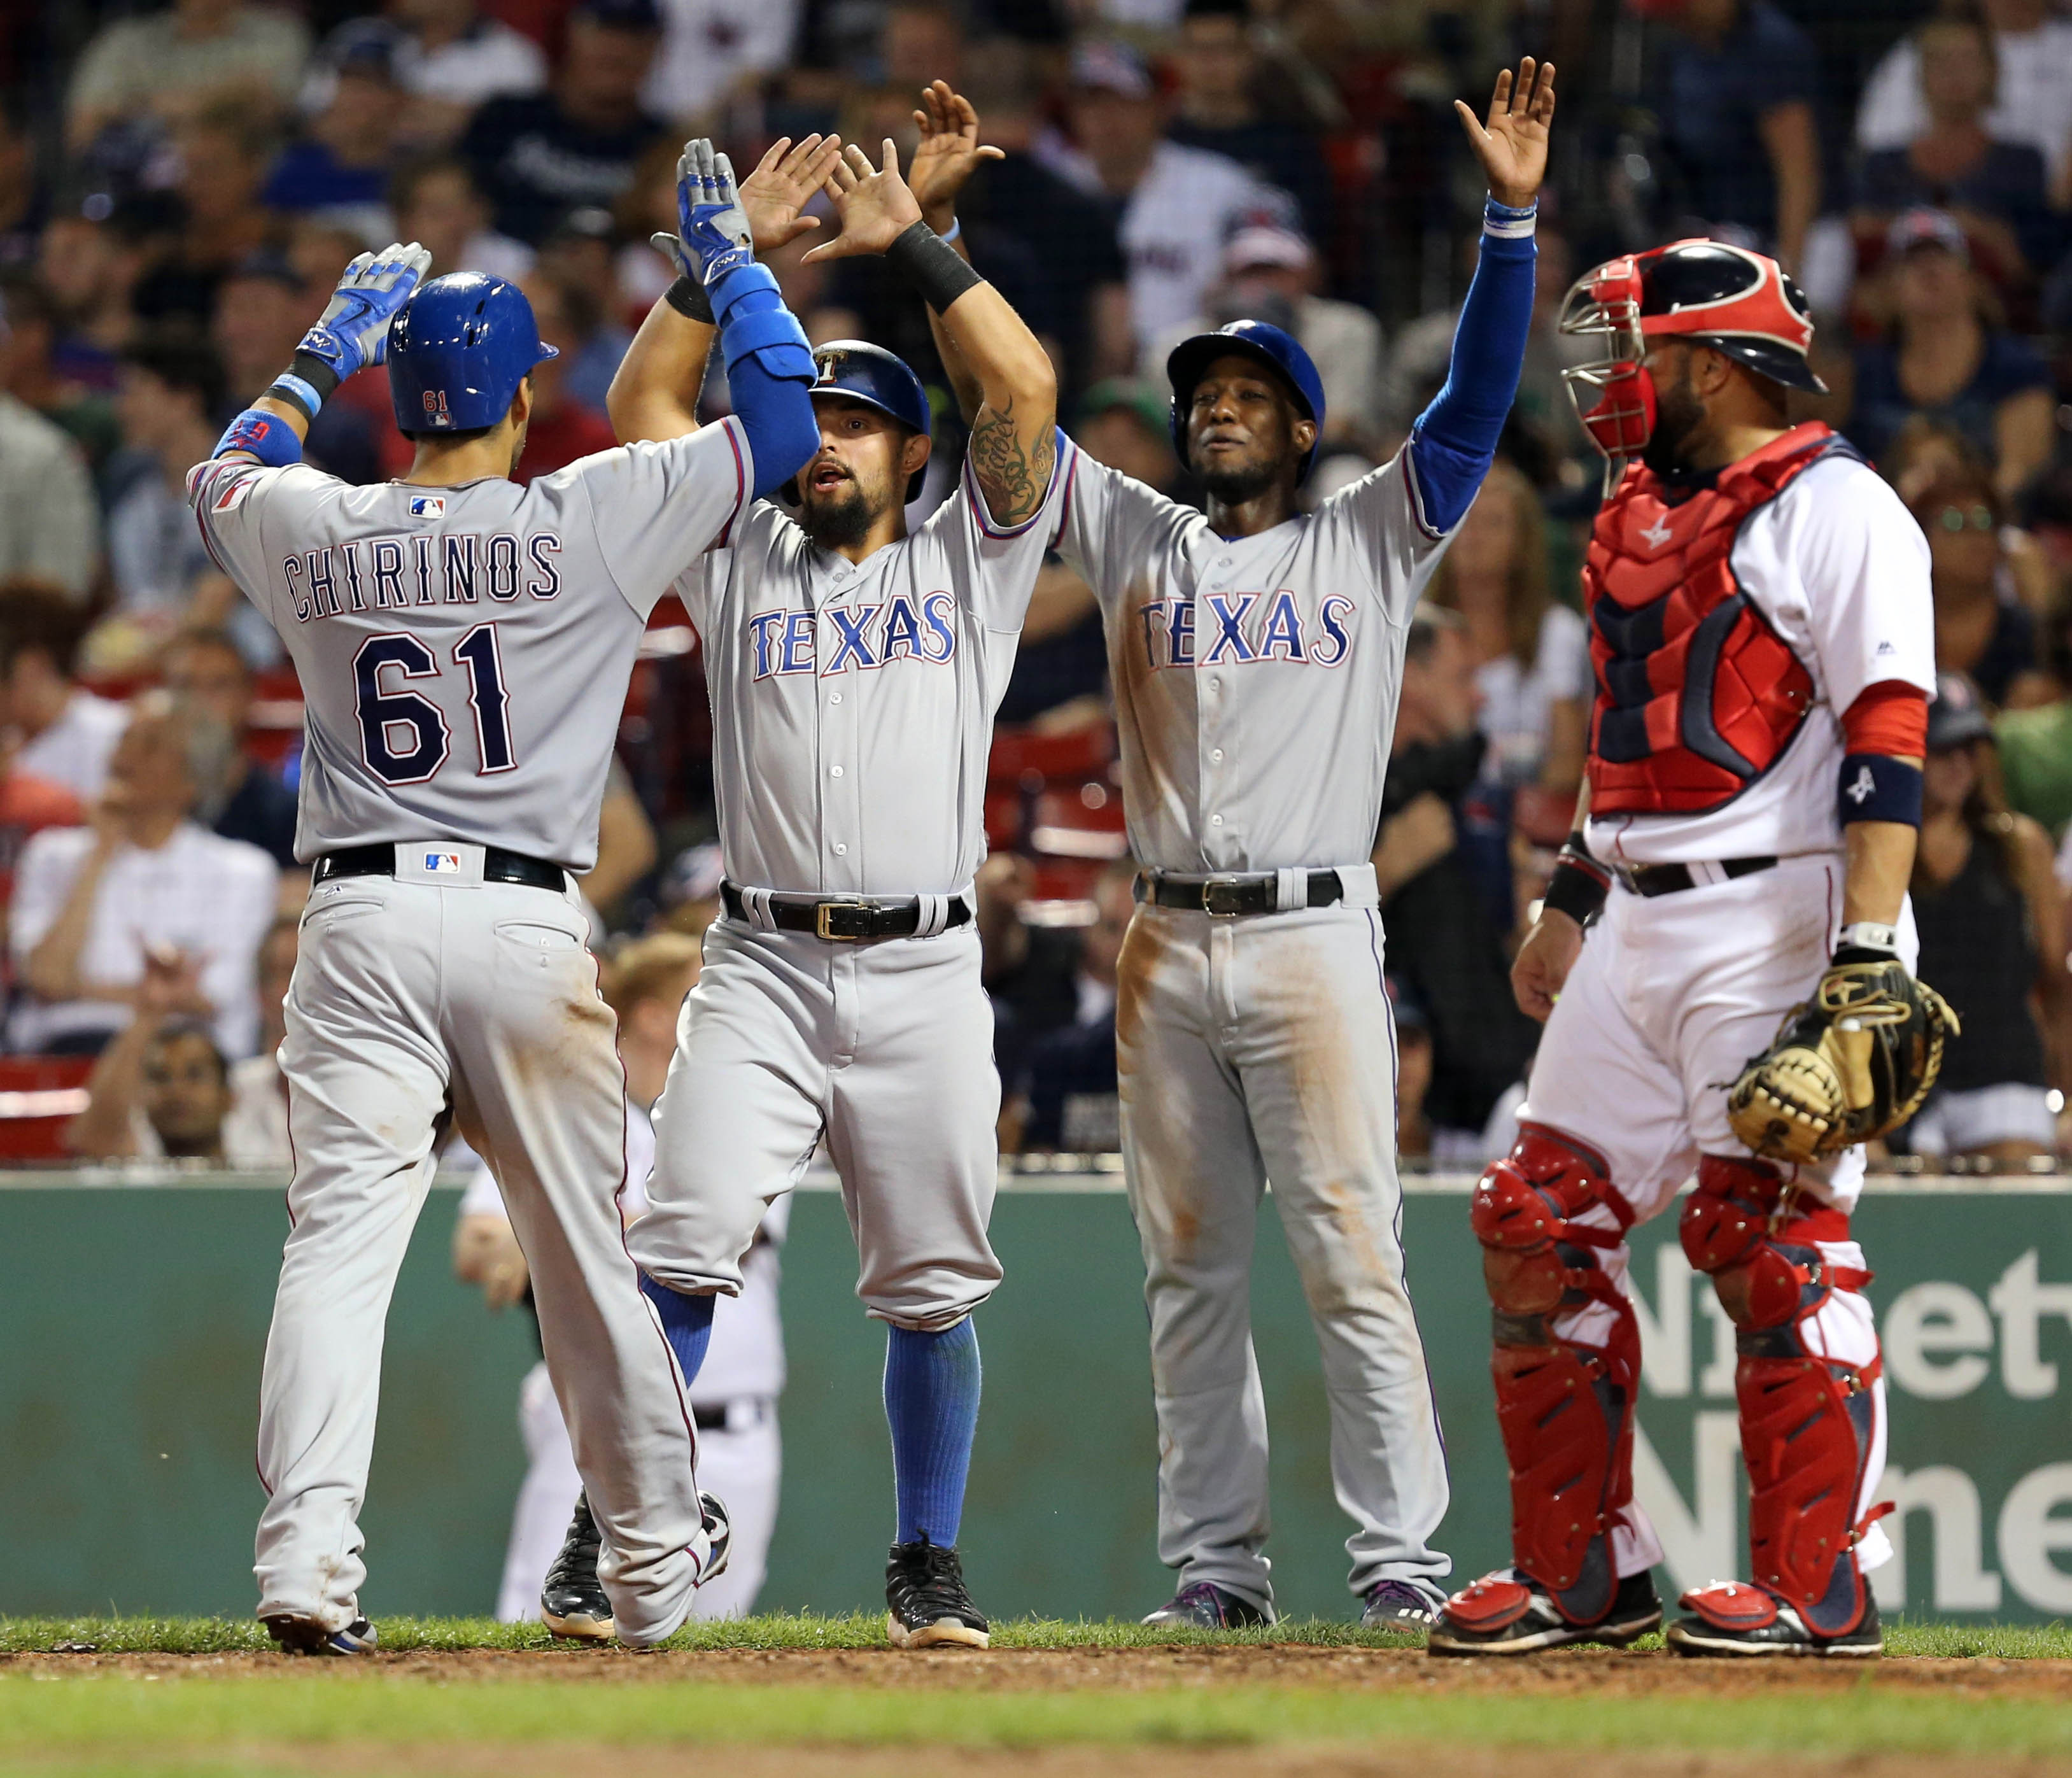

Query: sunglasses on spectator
<box><xmin>1936</xmin><ymin>504</ymin><xmax>1995</xmax><ymax>533</ymax></box>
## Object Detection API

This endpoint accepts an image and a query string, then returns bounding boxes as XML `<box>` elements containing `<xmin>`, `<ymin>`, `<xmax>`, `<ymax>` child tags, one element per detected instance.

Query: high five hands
<box><xmin>1455</xmin><ymin>58</ymin><xmax>1556</xmax><ymax>209</ymax></box>
<box><xmin>804</xmin><ymin>139</ymin><xmax>926</xmax><ymax>264</ymax></box>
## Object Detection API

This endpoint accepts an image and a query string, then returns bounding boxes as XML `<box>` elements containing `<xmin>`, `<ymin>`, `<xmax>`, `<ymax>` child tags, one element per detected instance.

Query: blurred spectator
<box><xmin>1857</xmin><ymin>0</ymin><xmax>2072</xmax><ymax>202</ymax></box>
<box><xmin>976</xmin><ymin>849</ymin><xmax>1082</xmax><ymax>1094</ymax></box>
<box><xmin>1854</xmin><ymin>15</ymin><xmax>2057</xmax><ymax>283</ymax></box>
<box><xmin>11</xmin><ymin>694</ymin><xmax>278</xmax><ymax>1058</ymax></box>
<box><xmin>0</xmin><ymin>581</ymin><xmax>125</xmax><ymax>800</ymax></box>
<box><xmin>132</xmin><ymin>105</ymin><xmax>278</xmax><ymax>326</ymax></box>
<box><xmin>1150</xmin><ymin>208</ymin><xmax>1383</xmax><ymax>449</ymax></box>
<box><xmin>0</xmin><ymin>738</ymin><xmax>81</xmax><ymax>926</ymax></box>
<box><xmin>0</xmin><ymin>94</ymin><xmax>44</xmax><ymax>275</ymax></box>
<box><xmin>1165</xmin><ymin>0</ymin><xmax>1332</xmax><ymax>243</ymax></box>
<box><xmin>644</xmin><ymin>0</ymin><xmax>801</xmax><ymax>124</ymax></box>
<box><xmin>532</xmin><ymin>209</ymin><xmax>632</xmax><ymax>418</ymax></box>
<box><xmin>38</xmin><ymin>196</ymin><xmax>148</xmax><ymax>387</ymax></box>
<box><xmin>1019</xmin><ymin>859</ymin><xmax>1134</xmax><ymax>1152</ymax></box>
<box><xmin>577</xmin><ymin>758</ymin><xmax>660</xmax><ymax>931</ymax></box>
<box><xmin>104</xmin><ymin>329</ymin><xmax>239</xmax><ymax>651</ymax></box>
<box><xmin>0</xmin><ymin>279</ymin><xmax>121</xmax><ymax>476</ymax></box>
<box><xmin>1650</xmin><ymin>0</ymin><xmax>1821</xmax><ymax>271</ymax></box>
<box><xmin>1388</xmin><ymin>978</ymin><xmax>1434</xmax><ymax>1159</ymax></box>
<box><xmin>1425</xmin><ymin>461</ymin><xmax>1587</xmax><ymax>794</ymax></box>
<box><xmin>1371</xmin><ymin>606</ymin><xmax>1537</xmax><ymax>1156</ymax></box>
<box><xmin>513</xmin><ymin>279</ymin><xmax>619</xmax><ymax>480</ymax></box>
<box><xmin>213</xmin><ymin>253</ymin><xmax>383</xmax><ymax>491</ymax></box>
<box><xmin>163</xmin><ymin>630</ymin><xmax>299</xmax><ymax>868</ymax></box>
<box><xmin>1043</xmin><ymin>38</ymin><xmax>1268</xmax><ymax>353</ymax></box>
<box><xmin>321</xmin><ymin>0</ymin><xmax>547</xmax><ymax>153</ymax></box>
<box><xmin>66</xmin><ymin>0</ymin><xmax>311</xmax><ymax>153</ymax></box>
<box><xmin>459</xmin><ymin>0</ymin><xmax>671</xmax><ymax>246</ymax></box>
<box><xmin>1905</xmin><ymin>673</ymin><xmax>2072</xmax><ymax>1164</ymax></box>
<box><xmin>392</xmin><ymin>155</ymin><xmax>534</xmax><ymax>283</ymax></box>
<box><xmin>1909</xmin><ymin>462</ymin><xmax>2047</xmax><ymax>708</ymax></box>
<box><xmin>260</xmin><ymin>37</ymin><xmax>402</xmax><ymax>237</ymax></box>
<box><xmin>0</xmin><ymin>302</ymin><xmax>99</xmax><ymax>598</ymax></box>
<box><xmin>1843</xmin><ymin>210</ymin><xmax>2054</xmax><ymax>500</ymax></box>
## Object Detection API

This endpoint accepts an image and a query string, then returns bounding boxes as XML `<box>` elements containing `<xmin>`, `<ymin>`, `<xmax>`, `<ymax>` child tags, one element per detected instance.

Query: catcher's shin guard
<box><xmin>1472</xmin><ymin>1124</ymin><xmax>1641</xmax><ymax>1624</ymax></box>
<box><xmin>1681</xmin><ymin>1157</ymin><xmax>1886</xmax><ymax>1638</ymax></box>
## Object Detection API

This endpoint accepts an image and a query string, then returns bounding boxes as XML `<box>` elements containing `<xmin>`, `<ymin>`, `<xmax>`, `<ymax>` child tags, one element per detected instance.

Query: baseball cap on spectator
<box><xmin>1927</xmin><ymin>672</ymin><xmax>1994</xmax><ymax>752</ymax></box>
<box><xmin>1226</xmin><ymin>220</ymin><xmax>1313</xmax><ymax>275</ymax></box>
<box><xmin>1887</xmin><ymin>208</ymin><xmax>1970</xmax><ymax>264</ymax></box>
<box><xmin>575</xmin><ymin>0</ymin><xmax>664</xmax><ymax>28</ymax></box>
<box><xmin>1077</xmin><ymin>377</ymin><xmax>1168</xmax><ymax>440</ymax></box>
<box><xmin>1070</xmin><ymin>39</ymin><xmax>1154</xmax><ymax>99</ymax></box>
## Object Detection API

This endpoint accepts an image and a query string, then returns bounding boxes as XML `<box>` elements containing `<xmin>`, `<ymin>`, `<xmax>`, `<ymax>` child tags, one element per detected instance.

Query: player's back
<box><xmin>191</xmin><ymin>421</ymin><xmax>752</xmax><ymax>871</ymax></box>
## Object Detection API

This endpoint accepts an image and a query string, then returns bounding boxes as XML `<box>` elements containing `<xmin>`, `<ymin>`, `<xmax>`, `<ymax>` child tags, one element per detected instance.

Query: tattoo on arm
<box><xmin>968</xmin><ymin>395</ymin><xmax>1056</xmax><ymax>526</ymax></box>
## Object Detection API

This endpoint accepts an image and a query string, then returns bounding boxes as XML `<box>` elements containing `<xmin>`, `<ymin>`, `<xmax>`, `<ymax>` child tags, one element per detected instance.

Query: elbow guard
<box><xmin>213</xmin><ymin>408</ymin><xmax>302</xmax><ymax>467</ymax></box>
<box><xmin>708</xmin><ymin>262</ymin><xmax>815</xmax><ymax>384</ymax></box>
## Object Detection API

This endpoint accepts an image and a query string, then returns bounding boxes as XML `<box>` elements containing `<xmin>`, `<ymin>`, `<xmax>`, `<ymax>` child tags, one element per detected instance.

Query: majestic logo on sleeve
<box><xmin>747</xmin><ymin>592</ymin><xmax>959</xmax><ymax>679</ymax></box>
<box><xmin>1133</xmin><ymin>590</ymin><xmax>1355</xmax><ymax>671</ymax></box>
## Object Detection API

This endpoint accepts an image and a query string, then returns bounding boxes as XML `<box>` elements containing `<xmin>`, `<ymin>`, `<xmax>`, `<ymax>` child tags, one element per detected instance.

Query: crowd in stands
<box><xmin>4</xmin><ymin>0</ymin><xmax>2072</xmax><ymax>1169</ymax></box>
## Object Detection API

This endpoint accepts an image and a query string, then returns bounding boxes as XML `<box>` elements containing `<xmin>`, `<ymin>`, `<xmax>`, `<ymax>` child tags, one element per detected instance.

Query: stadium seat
<box><xmin>0</xmin><ymin>1056</ymin><xmax>96</xmax><ymax>1162</ymax></box>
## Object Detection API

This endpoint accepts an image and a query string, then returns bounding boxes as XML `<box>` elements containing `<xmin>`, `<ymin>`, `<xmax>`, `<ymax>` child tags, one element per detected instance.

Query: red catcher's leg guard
<box><xmin>1473</xmin><ymin>1124</ymin><xmax>1639</xmax><ymax>1624</ymax></box>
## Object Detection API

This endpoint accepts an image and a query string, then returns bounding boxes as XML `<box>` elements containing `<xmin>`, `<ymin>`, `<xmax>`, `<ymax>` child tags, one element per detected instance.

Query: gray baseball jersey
<box><xmin>186</xmin><ymin>418</ymin><xmax>753</xmax><ymax>870</ymax></box>
<box><xmin>676</xmin><ymin>443</ymin><xmax>1073</xmax><ymax>894</ymax></box>
<box><xmin>1053</xmin><ymin>449</ymin><xmax>1451</xmax><ymax>874</ymax></box>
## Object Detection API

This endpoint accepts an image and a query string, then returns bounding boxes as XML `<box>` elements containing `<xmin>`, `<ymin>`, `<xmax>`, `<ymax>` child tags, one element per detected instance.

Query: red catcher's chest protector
<box><xmin>1584</xmin><ymin>423</ymin><xmax>1842</xmax><ymax>815</ymax></box>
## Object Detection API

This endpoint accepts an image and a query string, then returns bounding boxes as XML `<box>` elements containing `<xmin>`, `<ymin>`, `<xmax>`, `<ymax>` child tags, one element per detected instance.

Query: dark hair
<box><xmin>1404</xmin><ymin>602</ymin><xmax>1464</xmax><ymax>667</ymax></box>
<box><xmin>389</xmin><ymin>154</ymin><xmax>479</xmax><ymax>218</ymax></box>
<box><xmin>123</xmin><ymin>327</ymin><xmax>227</xmax><ymax>416</ymax></box>
<box><xmin>144</xmin><ymin>1020</ymin><xmax>230</xmax><ymax>1090</ymax></box>
<box><xmin>0</xmin><ymin>577</ymin><xmax>88</xmax><ymax>678</ymax></box>
<box><xmin>165</xmin><ymin>626</ymin><xmax>251</xmax><ymax>679</ymax></box>
<box><xmin>0</xmin><ymin>274</ymin><xmax>56</xmax><ymax>336</ymax></box>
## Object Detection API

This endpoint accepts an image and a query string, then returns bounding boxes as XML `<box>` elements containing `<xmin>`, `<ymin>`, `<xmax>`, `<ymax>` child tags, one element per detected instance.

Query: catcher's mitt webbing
<box><xmin>1726</xmin><ymin>957</ymin><xmax>1959</xmax><ymax>1165</ymax></box>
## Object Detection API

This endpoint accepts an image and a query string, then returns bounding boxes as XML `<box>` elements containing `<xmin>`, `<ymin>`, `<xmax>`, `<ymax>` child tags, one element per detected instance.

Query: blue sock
<box><xmin>640</xmin><ymin>1274</ymin><xmax>715</xmax><ymax>1388</ymax></box>
<box><xmin>884</xmin><ymin>1318</ymin><xmax>982</xmax><ymax>1548</ymax></box>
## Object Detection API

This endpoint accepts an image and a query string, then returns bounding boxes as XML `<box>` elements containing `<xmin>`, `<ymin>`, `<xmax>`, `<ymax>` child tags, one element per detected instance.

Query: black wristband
<box><xmin>884</xmin><ymin>220</ymin><xmax>983</xmax><ymax>313</ymax></box>
<box><xmin>1541</xmin><ymin>831</ymin><xmax>1611</xmax><ymax>925</ymax></box>
<box><xmin>665</xmin><ymin>274</ymin><xmax>715</xmax><ymax>323</ymax></box>
<box><xmin>288</xmin><ymin>352</ymin><xmax>341</xmax><ymax>404</ymax></box>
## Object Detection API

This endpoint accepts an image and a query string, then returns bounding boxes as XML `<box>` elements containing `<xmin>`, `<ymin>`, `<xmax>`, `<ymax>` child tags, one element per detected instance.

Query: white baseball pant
<box><xmin>1117</xmin><ymin>895</ymin><xmax>1451</xmax><ymax>1612</ymax></box>
<box><xmin>255</xmin><ymin>863</ymin><xmax>713</xmax><ymax>1643</ymax></box>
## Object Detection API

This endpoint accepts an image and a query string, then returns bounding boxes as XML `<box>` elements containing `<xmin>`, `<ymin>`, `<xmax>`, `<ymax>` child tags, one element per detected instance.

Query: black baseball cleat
<box><xmin>263</xmin><ymin>1612</ymin><xmax>377</xmax><ymax>1656</ymax></box>
<box><xmin>541</xmin><ymin>1490</ymin><xmax>615</xmax><ymax>1641</ymax></box>
<box><xmin>1141</xmin><ymin>1581</ymin><xmax>1274</xmax><ymax>1630</ymax></box>
<box><xmin>698</xmin><ymin>1490</ymin><xmax>731</xmax><ymax>1585</ymax></box>
<box><xmin>885</xmin><ymin>1534</ymin><xmax>990</xmax><ymax>1649</ymax></box>
<box><xmin>1667</xmin><ymin>1583</ymin><xmax>1883</xmax><ymax>1658</ymax></box>
<box><xmin>1428</xmin><ymin>1568</ymin><xmax>1661</xmax><ymax>1656</ymax></box>
<box><xmin>1360</xmin><ymin>1579</ymin><xmax>1439</xmax><ymax>1637</ymax></box>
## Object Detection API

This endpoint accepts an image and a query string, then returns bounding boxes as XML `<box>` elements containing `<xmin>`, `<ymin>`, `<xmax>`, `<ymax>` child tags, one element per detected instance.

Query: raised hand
<box><xmin>300</xmin><ymin>241</ymin><xmax>433</xmax><ymax>379</ymax></box>
<box><xmin>803</xmin><ymin>139</ymin><xmax>924</xmax><ymax>265</ymax></box>
<box><xmin>908</xmin><ymin>81</ymin><xmax>1004</xmax><ymax>227</ymax></box>
<box><xmin>738</xmin><ymin>133</ymin><xmax>845</xmax><ymax>251</ymax></box>
<box><xmin>1454</xmin><ymin>58</ymin><xmax>1556</xmax><ymax>210</ymax></box>
<box><xmin>652</xmin><ymin>138</ymin><xmax>756</xmax><ymax>288</ymax></box>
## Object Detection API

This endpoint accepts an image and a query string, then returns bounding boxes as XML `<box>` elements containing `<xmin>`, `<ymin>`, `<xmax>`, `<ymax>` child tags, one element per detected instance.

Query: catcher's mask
<box><xmin>1559</xmin><ymin>238</ymin><xmax>1826</xmax><ymax>476</ymax></box>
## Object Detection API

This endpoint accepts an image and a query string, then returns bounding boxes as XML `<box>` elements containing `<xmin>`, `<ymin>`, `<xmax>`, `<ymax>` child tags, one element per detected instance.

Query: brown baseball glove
<box><xmin>1726</xmin><ymin>957</ymin><xmax>1960</xmax><ymax>1165</ymax></box>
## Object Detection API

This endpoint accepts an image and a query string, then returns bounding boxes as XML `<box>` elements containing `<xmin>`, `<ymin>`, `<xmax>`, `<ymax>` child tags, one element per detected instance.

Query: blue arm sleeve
<box><xmin>729</xmin><ymin>353</ymin><xmax>821</xmax><ymax>500</ymax></box>
<box><xmin>1407</xmin><ymin>211</ymin><xmax>1536</xmax><ymax>534</ymax></box>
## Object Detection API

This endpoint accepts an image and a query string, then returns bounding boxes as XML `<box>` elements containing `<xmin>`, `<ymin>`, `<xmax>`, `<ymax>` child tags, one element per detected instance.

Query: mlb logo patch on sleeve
<box><xmin>409</xmin><ymin>495</ymin><xmax>447</xmax><ymax>519</ymax></box>
<box><xmin>425</xmin><ymin>851</ymin><xmax>463</xmax><ymax>873</ymax></box>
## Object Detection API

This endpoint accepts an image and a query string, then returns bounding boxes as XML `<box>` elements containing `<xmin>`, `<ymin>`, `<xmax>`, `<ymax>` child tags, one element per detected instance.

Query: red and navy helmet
<box><xmin>1559</xmin><ymin>239</ymin><xmax>1824</xmax><ymax>463</ymax></box>
<box><xmin>1167</xmin><ymin>320</ymin><xmax>1327</xmax><ymax>483</ymax></box>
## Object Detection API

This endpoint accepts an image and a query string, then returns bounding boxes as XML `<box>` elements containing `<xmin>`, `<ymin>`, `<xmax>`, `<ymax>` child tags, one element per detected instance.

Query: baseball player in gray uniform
<box><xmin>539</xmin><ymin>134</ymin><xmax>1063</xmax><ymax>1649</ymax></box>
<box><xmin>185</xmin><ymin>148</ymin><xmax>822</xmax><ymax>1652</ymax></box>
<box><xmin>922</xmin><ymin>66</ymin><xmax>1555</xmax><ymax>1631</ymax></box>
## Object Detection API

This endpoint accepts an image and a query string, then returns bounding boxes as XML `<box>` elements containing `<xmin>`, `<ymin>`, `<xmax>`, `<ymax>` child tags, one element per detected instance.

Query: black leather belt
<box><xmin>1139</xmin><ymin>870</ymin><xmax>1346</xmax><ymax>916</ymax></box>
<box><xmin>1617</xmin><ymin>855</ymin><xmax>1777</xmax><ymax>898</ymax></box>
<box><xmin>314</xmin><ymin>843</ymin><xmax>568</xmax><ymax>891</ymax></box>
<box><xmin>693</xmin><ymin>1400</ymin><xmax>772</xmax><ymax>1432</ymax></box>
<box><xmin>721</xmin><ymin>882</ymin><xmax>973</xmax><ymax>941</ymax></box>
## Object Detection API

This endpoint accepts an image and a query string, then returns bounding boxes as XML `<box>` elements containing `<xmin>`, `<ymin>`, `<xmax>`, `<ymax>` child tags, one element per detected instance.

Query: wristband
<box><xmin>1838</xmin><ymin>753</ymin><xmax>1924</xmax><ymax>827</ymax></box>
<box><xmin>1540</xmin><ymin>831</ymin><xmax>1610</xmax><ymax>924</ymax></box>
<box><xmin>884</xmin><ymin>219</ymin><xmax>984</xmax><ymax>313</ymax></box>
<box><xmin>265</xmin><ymin>372</ymin><xmax>325</xmax><ymax>422</ymax></box>
<box><xmin>940</xmin><ymin>216</ymin><xmax>962</xmax><ymax>244</ymax></box>
<box><xmin>1836</xmin><ymin>921</ymin><xmax>1899</xmax><ymax>959</ymax></box>
<box><xmin>288</xmin><ymin>351</ymin><xmax>342</xmax><ymax>404</ymax></box>
<box><xmin>214</xmin><ymin>407</ymin><xmax>303</xmax><ymax>467</ymax></box>
<box><xmin>1484</xmin><ymin>196</ymin><xmax>1538</xmax><ymax>239</ymax></box>
<box><xmin>665</xmin><ymin>274</ymin><xmax>715</xmax><ymax>323</ymax></box>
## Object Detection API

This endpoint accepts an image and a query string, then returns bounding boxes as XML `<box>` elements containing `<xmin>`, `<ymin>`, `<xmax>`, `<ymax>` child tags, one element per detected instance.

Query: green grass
<box><xmin>0</xmin><ymin>1612</ymin><xmax>2066</xmax><ymax>1658</ymax></box>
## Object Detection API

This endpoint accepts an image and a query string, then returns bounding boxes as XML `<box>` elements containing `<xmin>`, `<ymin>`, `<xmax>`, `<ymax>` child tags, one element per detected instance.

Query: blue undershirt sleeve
<box><xmin>1407</xmin><ymin>202</ymin><xmax>1538</xmax><ymax>535</ymax></box>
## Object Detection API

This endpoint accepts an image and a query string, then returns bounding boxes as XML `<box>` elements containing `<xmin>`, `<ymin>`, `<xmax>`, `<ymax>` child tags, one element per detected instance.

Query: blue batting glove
<box><xmin>651</xmin><ymin>138</ymin><xmax>755</xmax><ymax>289</ymax></box>
<box><xmin>298</xmin><ymin>241</ymin><xmax>433</xmax><ymax>381</ymax></box>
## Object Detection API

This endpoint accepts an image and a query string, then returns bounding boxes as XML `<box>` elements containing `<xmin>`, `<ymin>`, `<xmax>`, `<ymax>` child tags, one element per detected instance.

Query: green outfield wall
<box><xmin>0</xmin><ymin>1174</ymin><xmax>2067</xmax><ymax>1623</ymax></box>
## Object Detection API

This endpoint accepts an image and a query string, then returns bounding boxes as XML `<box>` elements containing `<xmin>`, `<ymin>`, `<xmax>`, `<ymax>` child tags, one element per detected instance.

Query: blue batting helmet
<box><xmin>386</xmin><ymin>272</ymin><xmax>558</xmax><ymax>435</ymax></box>
<box><xmin>808</xmin><ymin>340</ymin><xmax>932</xmax><ymax>503</ymax></box>
<box><xmin>1166</xmin><ymin>320</ymin><xmax>1327</xmax><ymax>483</ymax></box>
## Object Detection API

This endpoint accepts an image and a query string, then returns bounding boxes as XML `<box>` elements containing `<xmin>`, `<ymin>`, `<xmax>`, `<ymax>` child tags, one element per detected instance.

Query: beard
<box><xmin>1640</xmin><ymin>363</ymin><xmax>1707</xmax><ymax>477</ymax></box>
<box><xmin>798</xmin><ymin>477</ymin><xmax>877</xmax><ymax>549</ymax></box>
<box><xmin>1197</xmin><ymin>451</ymin><xmax>1283</xmax><ymax>506</ymax></box>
